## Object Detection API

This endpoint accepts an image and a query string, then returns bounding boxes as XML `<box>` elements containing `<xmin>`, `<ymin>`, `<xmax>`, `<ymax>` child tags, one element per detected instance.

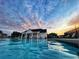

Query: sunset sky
<box><xmin>0</xmin><ymin>0</ymin><xmax>79</xmax><ymax>35</ymax></box>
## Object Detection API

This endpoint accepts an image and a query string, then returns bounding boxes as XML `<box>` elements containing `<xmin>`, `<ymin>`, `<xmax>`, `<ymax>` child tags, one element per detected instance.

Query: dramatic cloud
<box><xmin>67</xmin><ymin>9</ymin><xmax>79</xmax><ymax>27</ymax></box>
<box><xmin>69</xmin><ymin>14</ymin><xmax>79</xmax><ymax>26</ymax></box>
<box><xmin>0</xmin><ymin>0</ymin><xmax>79</xmax><ymax>35</ymax></box>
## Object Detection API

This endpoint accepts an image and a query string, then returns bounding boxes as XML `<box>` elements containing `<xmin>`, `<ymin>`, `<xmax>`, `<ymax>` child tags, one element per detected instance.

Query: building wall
<box><xmin>24</xmin><ymin>29</ymin><xmax>47</xmax><ymax>39</ymax></box>
<box><xmin>40</xmin><ymin>33</ymin><xmax>47</xmax><ymax>39</ymax></box>
<box><xmin>64</xmin><ymin>29</ymin><xmax>79</xmax><ymax>38</ymax></box>
<box><xmin>32</xmin><ymin>33</ymin><xmax>38</xmax><ymax>38</ymax></box>
<box><xmin>24</xmin><ymin>32</ymin><xmax>47</xmax><ymax>39</ymax></box>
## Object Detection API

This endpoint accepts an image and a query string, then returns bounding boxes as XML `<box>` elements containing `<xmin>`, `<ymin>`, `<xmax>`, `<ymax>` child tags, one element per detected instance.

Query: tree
<box><xmin>0</xmin><ymin>30</ymin><xmax>3</xmax><ymax>34</ymax></box>
<box><xmin>11</xmin><ymin>31</ymin><xmax>22</xmax><ymax>38</ymax></box>
<box><xmin>47</xmin><ymin>33</ymin><xmax>58</xmax><ymax>38</ymax></box>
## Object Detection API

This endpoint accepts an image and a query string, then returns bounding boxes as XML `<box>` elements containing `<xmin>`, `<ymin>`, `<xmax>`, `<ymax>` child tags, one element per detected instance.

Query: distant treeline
<box><xmin>0</xmin><ymin>31</ymin><xmax>7</xmax><ymax>38</ymax></box>
<box><xmin>0</xmin><ymin>30</ymin><xmax>79</xmax><ymax>38</ymax></box>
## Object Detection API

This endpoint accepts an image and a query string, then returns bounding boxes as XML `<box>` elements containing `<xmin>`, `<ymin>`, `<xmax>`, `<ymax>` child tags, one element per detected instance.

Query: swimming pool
<box><xmin>0</xmin><ymin>38</ymin><xmax>79</xmax><ymax>59</ymax></box>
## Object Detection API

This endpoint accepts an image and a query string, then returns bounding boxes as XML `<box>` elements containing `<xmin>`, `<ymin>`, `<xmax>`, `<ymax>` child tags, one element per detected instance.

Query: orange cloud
<box><xmin>69</xmin><ymin>14</ymin><xmax>79</xmax><ymax>27</ymax></box>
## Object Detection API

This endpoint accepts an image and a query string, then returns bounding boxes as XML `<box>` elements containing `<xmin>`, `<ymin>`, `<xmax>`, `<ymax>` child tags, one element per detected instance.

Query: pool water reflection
<box><xmin>0</xmin><ymin>38</ymin><xmax>79</xmax><ymax>59</ymax></box>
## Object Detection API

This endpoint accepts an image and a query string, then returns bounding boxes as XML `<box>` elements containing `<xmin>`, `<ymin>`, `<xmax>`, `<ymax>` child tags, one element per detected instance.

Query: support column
<box><xmin>36</xmin><ymin>32</ymin><xmax>39</xmax><ymax>39</ymax></box>
<box><xmin>25</xmin><ymin>33</ymin><xmax>27</xmax><ymax>39</ymax></box>
<box><xmin>21</xmin><ymin>32</ymin><xmax>23</xmax><ymax>40</ymax></box>
<box><xmin>31</xmin><ymin>33</ymin><xmax>33</xmax><ymax>38</ymax></box>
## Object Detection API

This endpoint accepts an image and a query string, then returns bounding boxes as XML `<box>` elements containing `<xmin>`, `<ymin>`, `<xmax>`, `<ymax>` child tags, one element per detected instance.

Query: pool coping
<box><xmin>55</xmin><ymin>39</ymin><xmax>79</xmax><ymax>48</ymax></box>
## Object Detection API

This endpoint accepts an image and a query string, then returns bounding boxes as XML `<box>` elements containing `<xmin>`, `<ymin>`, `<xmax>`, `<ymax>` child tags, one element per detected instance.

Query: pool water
<box><xmin>0</xmin><ymin>38</ymin><xmax>79</xmax><ymax>59</ymax></box>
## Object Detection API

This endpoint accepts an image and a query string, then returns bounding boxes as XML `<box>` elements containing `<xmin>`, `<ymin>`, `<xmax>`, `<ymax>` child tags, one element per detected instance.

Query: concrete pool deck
<box><xmin>56</xmin><ymin>39</ymin><xmax>79</xmax><ymax>48</ymax></box>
